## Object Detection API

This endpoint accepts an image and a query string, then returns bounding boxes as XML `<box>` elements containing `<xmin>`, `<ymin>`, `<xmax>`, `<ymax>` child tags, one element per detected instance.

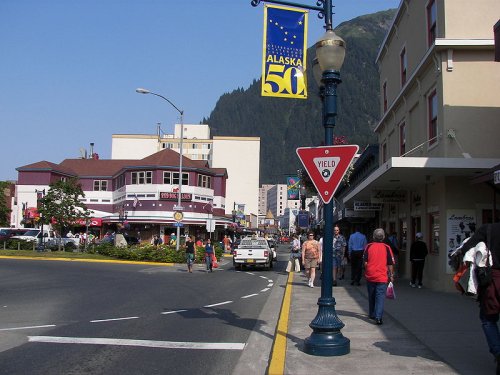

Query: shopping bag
<box><xmin>211</xmin><ymin>253</ymin><xmax>218</xmax><ymax>268</ymax></box>
<box><xmin>386</xmin><ymin>282</ymin><xmax>396</xmax><ymax>299</ymax></box>
<box><xmin>286</xmin><ymin>260</ymin><xmax>293</xmax><ymax>273</ymax></box>
<box><xmin>453</xmin><ymin>264</ymin><xmax>471</xmax><ymax>294</ymax></box>
<box><xmin>294</xmin><ymin>258</ymin><xmax>301</xmax><ymax>272</ymax></box>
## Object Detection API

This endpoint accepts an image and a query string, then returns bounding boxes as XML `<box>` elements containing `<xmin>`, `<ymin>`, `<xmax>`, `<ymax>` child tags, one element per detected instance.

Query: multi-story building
<box><xmin>266</xmin><ymin>184</ymin><xmax>287</xmax><ymax>219</ymax></box>
<box><xmin>14</xmin><ymin>149</ymin><xmax>231</xmax><ymax>242</ymax></box>
<box><xmin>111</xmin><ymin>124</ymin><xmax>260</xmax><ymax>218</ymax></box>
<box><xmin>337</xmin><ymin>0</ymin><xmax>500</xmax><ymax>291</ymax></box>
<box><xmin>258</xmin><ymin>184</ymin><xmax>274</xmax><ymax>216</ymax></box>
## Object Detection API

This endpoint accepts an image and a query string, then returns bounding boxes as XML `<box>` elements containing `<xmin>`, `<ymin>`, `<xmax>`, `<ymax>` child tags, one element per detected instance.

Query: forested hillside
<box><xmin>204</xmin><ymin>10</ymin><xmax>395</xmax><ymax>184</ymax></box>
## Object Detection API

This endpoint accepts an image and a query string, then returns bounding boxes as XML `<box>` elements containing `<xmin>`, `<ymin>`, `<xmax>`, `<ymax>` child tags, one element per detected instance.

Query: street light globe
<box><xmin>312</xmin><ymin>57</ymin><xmax>323</xmax><ymax>86</ymax></box>
<box><xmin>136</xmin><ymin>88</ymin><xmax>150</xmax><ymax>94</ymax></box>
<box><xmin>315</xmin><ymin>30</ymin><xmax>346</xmax><ymax>72</ymax></box>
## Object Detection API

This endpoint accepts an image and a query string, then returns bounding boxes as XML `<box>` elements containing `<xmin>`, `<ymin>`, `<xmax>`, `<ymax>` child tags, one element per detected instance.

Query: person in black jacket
<box><xmin>409</xmin><ymin>232</ymin><xmax>428</xmax><ymax>288</ymax></box>
<box><xmin>459</xmin><ymin>222</ymin><xmax>500</xmax><ymax>372</ymax></box>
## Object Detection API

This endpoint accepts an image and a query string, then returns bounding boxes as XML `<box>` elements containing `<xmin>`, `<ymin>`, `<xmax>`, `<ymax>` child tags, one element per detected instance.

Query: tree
<box><xmin>38</xmin><ymin>178</ymin><xmax>92</xmax><ymax>241</ymax></box>
<box><xmin>0</xmin><ymin>181</ymin><xmax>11</xmax><ymax>227</ymax></box>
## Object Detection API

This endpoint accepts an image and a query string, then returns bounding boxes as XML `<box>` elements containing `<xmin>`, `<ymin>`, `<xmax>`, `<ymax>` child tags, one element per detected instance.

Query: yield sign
<box><xmin>296</xmin><ymin>145</ymin><xmax>359</xmax><ymax>204</ymax></box>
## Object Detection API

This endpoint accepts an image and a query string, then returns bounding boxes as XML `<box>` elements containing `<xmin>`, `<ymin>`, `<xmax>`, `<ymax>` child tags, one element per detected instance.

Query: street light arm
<box><xmin>251</xmin><ymin>0</ymin><xmax>333</xmax><ymax>30</ymax></box>
<box><xmin>135</xmin><ymin>88</ymin><xmax>183</xmax><ymax>116</ymax></box>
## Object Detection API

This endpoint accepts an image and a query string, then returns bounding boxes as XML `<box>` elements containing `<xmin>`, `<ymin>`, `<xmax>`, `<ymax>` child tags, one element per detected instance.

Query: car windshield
<box><xmin>0</xmin><ymin>229</ymin><xmax>9</xmax><ymax>235</ymax></box>
<box><xmin>21</xmin><ymin>230</ymin><xmax>40</xmax><ymax>236</ymax></box>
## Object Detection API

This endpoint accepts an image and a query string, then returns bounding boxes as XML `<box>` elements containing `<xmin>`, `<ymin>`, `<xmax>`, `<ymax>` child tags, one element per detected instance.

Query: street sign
<box><xmin>173</xmin><ymin>205</ymin><xmax>184</xmax><ymax>211</ymax></box>
<box><xmin>173</xmin><ymin>222</ymin><xmax>184</xmax><ymax>227</ymax></box>
<box><xmin>173</xmin><ymin>211</ymin><xmax>183</xmax><ymax>222</ymax></box>
<box><xmin>296</xmin><ymin>145</ymin><xmax>359</xmax><ymax>204</ymax></box>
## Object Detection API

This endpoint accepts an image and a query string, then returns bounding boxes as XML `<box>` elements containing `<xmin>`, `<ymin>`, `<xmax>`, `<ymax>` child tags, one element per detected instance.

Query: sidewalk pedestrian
<box><xmin>459</xmin><ymin>222</ymin><xmax>500</xmax><ymax>372</ymax></box>
<box><xmin>223</xmin><ymin>235</ymin><xmax>232</xmax><ymax>253</ymax></box>
<box><xmin>333</xmin><ymin>226</ymin><xmax>347</xmax><ymax>286</ymax></box>
<box><xmin>185</xmin><ymin>236</ymin><xmax>196</xmax><ymax>273</ymax></box>
<box><xmin>349</xmin><ymin>226</ymin><xmax>367</xmax><ymax>286</ymax></box>
<box><xmin>204</xmin><ymin>238</ymin><xmax>214</xmax><ymax>272</ymax></box>
<box><xmin>301</xmin><ymin>232</ymin><xmax>321</xmax><ymax>288</ymax></box>
<box><xmin>286</xmin><ymin>235</ymin><xmax>301</xmax><ymax>272</ymax></box>
<box><xmin>410</xmin><ymin>232</ymin><xmax>428</xmax><ymax>288</ymax></box>
<box><xmin>364</xmin><ymin>228</ymin><xmax>395</xmax><ymax>325</ymax></box>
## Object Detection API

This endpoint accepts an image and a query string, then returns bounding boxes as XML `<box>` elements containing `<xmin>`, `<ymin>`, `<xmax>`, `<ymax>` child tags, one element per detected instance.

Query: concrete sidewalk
<box><xmin>284</xmin><ymin>272</ymin><xmax>495</xmax><ymax>375</ymax></box>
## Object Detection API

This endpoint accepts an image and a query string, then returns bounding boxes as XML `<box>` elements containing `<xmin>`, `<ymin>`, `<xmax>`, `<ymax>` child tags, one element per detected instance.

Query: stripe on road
<box><xmin>90</xmin><ymin>316</ymin><xmax>139</xmax><ymax>323</ymax></box>
<box><xmin>28</xmin><ymin>336</ymin><xmax>245</xmax><ymax>350</ymax></box>
<box><xmin>203</xmin><ymin>301</ymin><xmax>233</xmax><ymax>308</ymax></box>
<box><xmin>0</xmin><ymin>324</ymin><xmax>56</xmax><ymax>331</ymax></box>
<box><xmin>161</xmin><ymin>309</ymin><xmax>188</xmax><ymax>315</ymax></box>
<box><xmin>241</xmin><ymin>293</ymin><xmax>259</xmax><ymax>299</ymax></box>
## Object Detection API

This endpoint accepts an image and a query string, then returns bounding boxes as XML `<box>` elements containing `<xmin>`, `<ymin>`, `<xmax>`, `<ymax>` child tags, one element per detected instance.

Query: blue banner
<box><xmin>287</xmin><ymin>176</ymin><xmax>300</xmax><ymax>200</ymax></box>
<box><xmin>262</xmin><ymin>5</ymin><xmax>308</xmax><ymax>99</ymax></box>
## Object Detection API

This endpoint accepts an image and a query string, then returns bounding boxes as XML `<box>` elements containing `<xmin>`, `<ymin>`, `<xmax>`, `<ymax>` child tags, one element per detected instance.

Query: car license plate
<box><xmin>246</xmin><ymin>259</ymin><xmax>254</xmax><ymax>263</ymax></box>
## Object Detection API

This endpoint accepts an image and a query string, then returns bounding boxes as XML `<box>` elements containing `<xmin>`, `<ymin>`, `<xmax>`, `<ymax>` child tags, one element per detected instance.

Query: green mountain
<box><xmin>205</xmin><ymin>10</ymin><xmax>395</xmax><ymax>184</ymax></box>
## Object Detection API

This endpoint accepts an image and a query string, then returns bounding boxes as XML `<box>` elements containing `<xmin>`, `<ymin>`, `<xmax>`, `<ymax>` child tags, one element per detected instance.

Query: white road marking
<box><xmin>161</xmin><ymin>309</ymin><xmax>188</xmax><ymax>315</ymax></box>
<box><xmin>0</xmin><ymin>324</ymin><xmax>55</xmax><ymax>331</ymax></box>
<box><xmin>241</xmin><ymin>293</ymin><xmax>259</xmax><ymax>299</ymax></box>
<box><xmin>28</xmin><ymin>336</ymin><xmax>246</xmax><ymax>350</ymax></box>
<box><xmin>259</xmin><ymin>276</ymin><xmax>268</xmax><ymax>279</ymax></box>
<box><xmin>267</xmin><ymin>283</ymin><xmax>274</xmax><ymax>287</ymax></box>
<box><xmin>204</xmin><ymin>301</ymin><xmax>233</xmax><ymax>308</ymax></box>
<box><xmin>246</xmin><ymin>272</ymin><xmax>255</xmax><ymax>275</ymax></box>
<box><xmin>90</xmin><ymin>316</ymin><xmax>139</xmax><ymax>323</ymax></box>
<box><xmin>260</xmin><ymin>288</ymin><xmax>270</xmax><ymax>292</ymax></box>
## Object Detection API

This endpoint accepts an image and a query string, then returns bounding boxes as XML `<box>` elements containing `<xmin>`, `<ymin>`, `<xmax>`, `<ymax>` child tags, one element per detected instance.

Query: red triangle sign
<box><xmin>296</xmin><ymin>145</ymin><xmax>359</xmax><ymax>204</ymax></box>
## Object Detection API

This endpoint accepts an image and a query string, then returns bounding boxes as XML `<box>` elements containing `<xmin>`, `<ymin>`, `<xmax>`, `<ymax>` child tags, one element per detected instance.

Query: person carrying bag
<box><xmin>286</xmin><ymin>235</ymin><xmax>301</xmax><ymax>273</ymax></box>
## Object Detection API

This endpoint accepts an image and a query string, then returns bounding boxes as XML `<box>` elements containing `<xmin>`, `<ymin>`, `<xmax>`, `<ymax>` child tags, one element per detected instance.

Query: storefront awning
<box><xmin>342</xmin><ymin>157</ymin><xmax>500</xmax><ymax>206</ymax></box>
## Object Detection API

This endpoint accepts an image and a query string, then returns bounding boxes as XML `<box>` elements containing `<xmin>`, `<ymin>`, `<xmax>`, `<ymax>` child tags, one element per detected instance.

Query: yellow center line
<box><xmin>267</xmin><ymin>270</ymin><xmax>293</xmax><ymax>375</ymax></box>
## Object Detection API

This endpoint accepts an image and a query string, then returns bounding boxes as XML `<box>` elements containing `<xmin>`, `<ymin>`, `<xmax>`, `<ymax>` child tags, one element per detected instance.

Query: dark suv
<box><xmin>0</xmin><ymin>228</ymin><xmax>30</xmax><ymax>242</ymax></box>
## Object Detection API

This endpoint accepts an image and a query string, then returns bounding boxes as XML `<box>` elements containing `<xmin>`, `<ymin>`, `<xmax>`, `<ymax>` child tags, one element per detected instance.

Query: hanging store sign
<box><xmin>353</xmin><ymin>201</ymin><xmax>383</xmax><ymax>211</ymax></box>
<box><xmin>371</xmin><ymin>190</ymin><xmax>407</xmax><ymax>203</ymax></box>
<box><xmin>494</xmin><ymin>169</ymin><xmax>500</xmax><ymax>185</ymax></box>
<box><xmin>261</xmin><ymin>5</ymin><xmax>308</xmax><ymax>99</ymax></box>
<box><xmin>159</xmin><ymin>192</ymin><xmax>192</xmax><ymax>201</ymax></box>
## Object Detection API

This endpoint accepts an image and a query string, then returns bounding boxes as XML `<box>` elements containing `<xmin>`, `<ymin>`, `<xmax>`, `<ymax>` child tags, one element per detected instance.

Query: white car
<box><xmin>233</xmin><ymin>235</ymin><xmax>275</xmax><ymax>270</ymax></box>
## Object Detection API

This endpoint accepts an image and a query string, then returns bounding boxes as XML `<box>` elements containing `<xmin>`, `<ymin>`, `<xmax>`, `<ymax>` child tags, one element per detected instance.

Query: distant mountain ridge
<box><xmin>204</xmin><ymin>10</ymin><xmax>396</xmax><ymax>184</ymax></box>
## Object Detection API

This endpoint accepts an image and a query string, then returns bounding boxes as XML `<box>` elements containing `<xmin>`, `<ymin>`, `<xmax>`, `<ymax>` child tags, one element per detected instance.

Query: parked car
<box><xmin>124</xmin><ymin>235</ymin><xmax>140</xmax><ymax>246</ymax></box>
<box><xmin>0</xmin><ymin>228</ymin><xmax>30</xmax><ymax>242</ymax></box>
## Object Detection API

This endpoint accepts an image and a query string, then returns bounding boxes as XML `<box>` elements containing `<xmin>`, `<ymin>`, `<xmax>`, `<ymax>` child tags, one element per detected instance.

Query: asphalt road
<box><xmin>0</xmin><ymin>252</ymin><xmax>288</xmax><ymax>375</ymax></box>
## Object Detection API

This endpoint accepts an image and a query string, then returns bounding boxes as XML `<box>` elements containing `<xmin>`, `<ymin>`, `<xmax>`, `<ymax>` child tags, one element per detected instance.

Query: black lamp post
<box><xmin>136</xmin><ymin>87</ymin><xmax>184</xmax><ymax>251</ymax></box>
<box><xmin>118</xmin><ymin>207</ymin><xmax>128</xmax><ymax>233</ymax></box>
<box><xmin>252</xmin><ymin>0</ymin><xmax>349</xmax><ymax>356</ymax></box>
<box><xmin>35</xmin><ymin>189</ymin><xmax>45</xmax><ymax>251</ymax></box>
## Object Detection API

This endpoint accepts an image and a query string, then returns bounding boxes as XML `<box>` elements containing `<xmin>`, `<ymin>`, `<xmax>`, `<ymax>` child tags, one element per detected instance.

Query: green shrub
<box><xmin>84</xmin><ymin>242</ymin><xmax>223</xmax><ymax>264</ymax></box>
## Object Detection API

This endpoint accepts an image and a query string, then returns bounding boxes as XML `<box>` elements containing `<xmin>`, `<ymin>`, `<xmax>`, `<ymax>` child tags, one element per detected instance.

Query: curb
<box><xmin>267</xmin><ymin>271</ymin><xmax>294</xmax><ymax>375</ymax></box>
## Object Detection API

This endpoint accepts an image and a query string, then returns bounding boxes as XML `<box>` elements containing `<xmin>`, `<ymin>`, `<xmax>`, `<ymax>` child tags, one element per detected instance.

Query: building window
<box><xmin>399</xmin><ymin>121</ymin><xmax>406</xmax><ymax>156</ymax></box>
<box><xmin>163</xmin><ymin>171</ymin><xmax>172</xmax><ymax>184</ymax></box>
<box><xmin>382</xmin><ymin>142</ymin><xmax>387</xmax><ymax>163</ymax></box>
<box><xmin>115</xmin><ymin>174</ymin><xmax>125</xmax><ymax>189</ymax></box>
<box><xmin>131</xmin><ymin>171</ymin><xmax>153</xmax><ymax>185</ymax></box>
<box><xmin>60</xmin><ymin>177</ymin><xmax>67</xmax><ymax>182</ymax></box>
<box><xmin>383</xmin><ymin>81</ymin><xmax>388</xmax><ymax>112</ymax></box>
<box><xmin>427</xmin><ymin>0</ymin><xmax>437</xmax><ymax>46</ymax></box>
<box><xmin>428</xmin><ymin>90</ymin><xmax>438</xmax><ymax>145</ymax></box>
<box><xmin>172</xmin><ymin>172</ymin><xmax>189</xmax><ymax>186</ymax></box>
<box><xmin>400</xmin><ymin>47</ymin><xmax>407</xmax><ymax>86</ymax></box>
<box><xmin>197</xmin><ymin>174</ymin><xmax>212</xmax><ymax>188</ymax></box>
<box><xmin>93</xmin><ymin>180</ymin><xmax>107</xmax><ymax>191</ymax></box>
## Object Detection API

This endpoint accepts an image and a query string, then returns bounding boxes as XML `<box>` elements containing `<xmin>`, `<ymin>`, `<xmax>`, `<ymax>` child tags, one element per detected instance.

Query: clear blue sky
<box><xmin>0</xmin><ymin>0</ymin><xmax>399</xmax><ymax>181</ymax></box>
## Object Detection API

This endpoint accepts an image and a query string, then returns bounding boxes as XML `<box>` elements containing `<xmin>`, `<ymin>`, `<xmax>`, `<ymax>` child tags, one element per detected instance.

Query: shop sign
<box><xmin>371</xmin><ymin>190</ymin><xmax>407</xmax><ymax>203</ymax></box>
<box><xmin>344</xmin><ymin>209</ymin><xmax>375</xmax><ymax>218</ymax></box>
<box><xmin>353</xmin><ymin>201</ymin><xmax>383</xmax><ymax>211</ymax></box>
<box><xmin>159</xmin><ymin>192</ymin><xmax>192</xmax><ymax>201</ymax></box>
<box><xmin>494</xmin><ymin>169</ymin><xmax>500</xmax><ymax>185</ymax></box>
